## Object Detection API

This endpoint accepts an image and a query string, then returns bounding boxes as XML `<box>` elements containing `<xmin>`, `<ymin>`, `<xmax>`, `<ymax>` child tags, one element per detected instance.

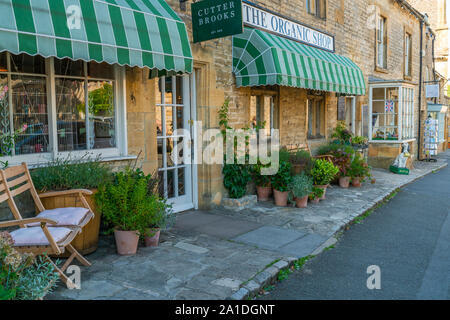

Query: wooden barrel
<box><xmin>39</xmin><ymin>189</ymin><xmax>101</xmax><ymax>256</ymax></box>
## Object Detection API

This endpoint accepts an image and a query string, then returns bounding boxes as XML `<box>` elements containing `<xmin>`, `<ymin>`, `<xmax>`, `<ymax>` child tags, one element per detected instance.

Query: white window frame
<box><xmin>368</xmin><ymin>82</ymin><xmax>415</xmax><ymax>143</ymax></box>
<box><xmin>0</xmin><ymin>53</ymin><xmax>128</xmax><ymax>167</ymax></box>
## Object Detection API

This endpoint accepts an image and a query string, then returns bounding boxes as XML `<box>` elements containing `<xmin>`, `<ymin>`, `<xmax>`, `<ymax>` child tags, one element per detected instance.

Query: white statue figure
<box><xmin>392</xmin><ymin>142</ymin><xmax>410</xmax><ymax>168</ymax></box>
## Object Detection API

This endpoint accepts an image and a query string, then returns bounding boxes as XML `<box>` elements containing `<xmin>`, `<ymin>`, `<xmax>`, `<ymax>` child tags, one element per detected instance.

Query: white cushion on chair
<box><xmin>10</xmin><ymin>227</ymin><xmax>72</xmax><ymax>246</ymax></box>
<box><xmin>28</xmin><ymin>207</ymin><xmax>90</xmax><ymax>227</ymax></box>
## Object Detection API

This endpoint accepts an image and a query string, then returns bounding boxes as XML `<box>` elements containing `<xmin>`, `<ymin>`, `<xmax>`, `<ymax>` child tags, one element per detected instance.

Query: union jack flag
<box><xmin>385</xmin><ymin>100</ymin><xmax>394</xmax><ymax>112</ymax></box>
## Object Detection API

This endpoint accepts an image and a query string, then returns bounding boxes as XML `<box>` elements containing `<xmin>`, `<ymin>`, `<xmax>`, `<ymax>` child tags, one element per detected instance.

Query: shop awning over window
<box><xmin>0</xmin><ymin>0</ymin><xmax>192</xmax><ymax>73</ymax></box>
<box><xmin>233</xmin><ymin>28</ymin><xmax>365</xmax><ymax>95</ymax></box>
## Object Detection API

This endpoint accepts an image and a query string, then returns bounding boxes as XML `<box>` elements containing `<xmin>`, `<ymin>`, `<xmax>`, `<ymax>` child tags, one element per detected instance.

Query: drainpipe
<box><xmin>417</xmin><ymin>20</ymin><xmax>424</xmax><ymax>160</ymax></box>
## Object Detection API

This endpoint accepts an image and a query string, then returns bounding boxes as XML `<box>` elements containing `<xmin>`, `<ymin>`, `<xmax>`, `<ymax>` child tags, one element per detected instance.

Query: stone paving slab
<box><xmin>232</xmin><ymin>226</ymin><xmax>306</xmax><ymax>251</ymax></box>
<box><xmin>47</xmin><ymin>154</ymin><xmax>448</xmax><ymax>300</ymax></box>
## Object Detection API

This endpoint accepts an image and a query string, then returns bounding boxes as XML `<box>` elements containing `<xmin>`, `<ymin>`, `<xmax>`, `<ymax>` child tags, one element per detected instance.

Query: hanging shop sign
<box><xmin>242</xmin><ymin>1</ymin><xmax>335</xmax><ymax>52</ymax></box>
<box><xmin>192</xmin><ymin>0</ymin><xmax>243</xmax><ymax>43</ymax></box>
<box><xmin>425</xmin><ymin>84</ymin><xmax>439</xmax><ymax>98</ymax></box>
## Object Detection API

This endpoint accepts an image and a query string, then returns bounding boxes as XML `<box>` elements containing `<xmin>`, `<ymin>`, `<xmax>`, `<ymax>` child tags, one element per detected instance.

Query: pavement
<box><xmin>47</xmin><ymin>151</ymin><xmax>449</xmax><ymax>300</ymax></box>
<box><xmin>259</xmin><ymin>151</ymin><xmax>450</xmax><ymax>300</ymax></box>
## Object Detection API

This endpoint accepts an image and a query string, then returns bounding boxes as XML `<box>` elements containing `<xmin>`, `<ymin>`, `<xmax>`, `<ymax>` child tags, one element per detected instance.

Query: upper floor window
<box><xmin>306</xmin><ymin>0</ymin><xmax>326</xmax><ymax>19</ymax></box>
<box><xmin>376</xmin><ymin>16</ymin><xmax>387</xmax><ymax>69</ymax></box>
<box><xmin>404</xmin><ymin>32</ymin><xmax>412</xmax><ymax>77</ymax></box>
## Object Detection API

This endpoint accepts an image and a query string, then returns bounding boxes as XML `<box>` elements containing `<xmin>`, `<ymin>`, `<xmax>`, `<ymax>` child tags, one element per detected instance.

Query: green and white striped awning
<box><xmin>0</xmin><ymin>0</ymin><xmax>192</xmax><ymax>73</ymax></box>
<box><xmin>233</xmin><ymin>28</ymin><xmax>365</xmax><ymax>95</ymax></box>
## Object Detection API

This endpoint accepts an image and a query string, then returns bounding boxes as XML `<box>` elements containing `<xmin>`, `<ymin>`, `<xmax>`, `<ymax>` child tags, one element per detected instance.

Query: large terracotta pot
<box><xmin>314</xmin><ymin>185</ymin><xmax>328</xmax><ymax>200</ymax></box>
<box><xmin>256</xmin><ymin>186</ymin><xmax>271</xmax><ymax>201</ymax></box>
<box><xmin>339</xmin><ymin>176</ymin><xmax>350</xmax><ymax>188</ymax></box>
<box><xmin>144</xmin><ymin>228</ymin><xmax>161</xmax><ymax>247</ymax></box>
<box><xmin>352</xmin><ymin>177</ymin><xmax>362</xmax><ymax>187</ymax></box>
<box><xmin>295</xmin><ymin>195</ymin><xmax>308</xmax><ymax>208</ymax></box>
<box><xmin>273</xmin><ymin>189</ymin><xmax>289</xmax><ymax>206</ymax></box>
<box><xmin>114</xmin><ymin>230</ymin><xmax>139</xmax><ymax>255</ymax></box>
<box><xmin>40</xmin><ymin>189</ymin><xmax>101</xmax><ymax>256</ymax></box>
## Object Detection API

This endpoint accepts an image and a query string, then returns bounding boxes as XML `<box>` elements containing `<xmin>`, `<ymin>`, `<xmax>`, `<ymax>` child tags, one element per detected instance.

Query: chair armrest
<box><xmin>39</xmin><ymin>189</ymin><xmax>93</xmax><ymax>198</ymax></box>
<box><xmin>0</xmin><ymin>217</ymin><xmax>57</xmax><ymax>228</ymax></box>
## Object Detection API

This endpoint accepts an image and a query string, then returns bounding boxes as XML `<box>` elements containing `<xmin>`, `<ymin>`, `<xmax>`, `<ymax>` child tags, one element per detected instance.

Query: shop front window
<box><xmin>0</xmin><ymin>53</ymin><xmax>49</xmax><ymax>156</ymax></box>
<box><xmin>0</xmin><ymin>52</ymin><xmax>123</xmax><ymax>163</ymax></box>
<box><xmin>369</xmin><ymin>84</ymin><xmax>415</xmax><ymax>141</ymax></box>
<box><xmin>55</xmin><ymin>59</ymin><xmax>116</xmax><ymax>152</ymax></box>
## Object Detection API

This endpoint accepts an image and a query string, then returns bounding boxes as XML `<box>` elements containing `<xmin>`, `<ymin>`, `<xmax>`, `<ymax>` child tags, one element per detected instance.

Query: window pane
<box><xmin>0</xmin><ymin>75</ymin><xmax>12</xmax><ymax>155</ymax></box>
<box><xmin>165</xmin><ymin>77</ymin><xmax>173</xmax><ymax>104</ymax></box>
<box><xmin>88</xmin><ymin>80</ymin><xmax>116</xmax><ymax>149</ymax></box>
<box><xmin>176</xmin><ymin>76</ymin><xmax>183</xmax><ymax>104</ymax></box>
<box><xmin>55</xmin><ymin>78</ymin><xmax>86</xmax><ymax>151</ymax></box>
<box><xmin>54</xmin><ymin>59</ymin><xmax>84</xmax><ymax>77</ymax></box>
<box><xmin>11</xmin><ymin>75</ymin><xmax>49</xmax><ymax>155</ymax></box>
<box><xmin>88</xmin><ymin>61</ymin><xmax>114</xmax><ymax>79</ymax></box>
<box><xmin>0</xmin><ymin>53</ymin><xmax>7</xmax><ymax>72</ymax></box>
<box><xmin>11</xmin><ymin>54</ymin><xmax>45</xmax><ymax>74</ymax></box>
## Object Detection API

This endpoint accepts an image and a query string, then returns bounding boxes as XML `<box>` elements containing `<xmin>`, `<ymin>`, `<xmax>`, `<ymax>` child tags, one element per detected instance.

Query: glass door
<box><xmin>156</xmin><ymin>75</ymin><xmax>193</xmax><ymax>212</ymax></box>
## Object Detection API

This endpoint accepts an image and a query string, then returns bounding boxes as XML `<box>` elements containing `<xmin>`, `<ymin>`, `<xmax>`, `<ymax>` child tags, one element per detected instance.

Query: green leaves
<box><xmin>95</xmin><ymin>168</ymin><xmax>172</xmax><ymax>238</ymax></box>
<box><xmin>223</xmin><ymin>163</ymin><xmax>251</xmax><ymax>199</ymax></box>
<box><xmin>289</xmin><ymin>173</ymin><xmax>313</xmax><ymax>200</ymax></box>
<box><xmin>271</xmin><ymin>161</ymin><xmax>292</xmax><ymax>192</ymax></box>
<box><xmin>311</xmin><ymin>159</ymin><xmax>339</xmax><ymax>186</ymax></box>
<box><xmin>30</xmin><ymin>154</ymin><xmax>113</xmax><ymax>192</ymax></box>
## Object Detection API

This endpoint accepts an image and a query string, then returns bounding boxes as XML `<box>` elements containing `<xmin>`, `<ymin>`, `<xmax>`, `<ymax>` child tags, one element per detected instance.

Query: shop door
<box><xmin>156</xmin><ymin>75</ymin><xmax>194</xmax><ymax>213</ymax></box>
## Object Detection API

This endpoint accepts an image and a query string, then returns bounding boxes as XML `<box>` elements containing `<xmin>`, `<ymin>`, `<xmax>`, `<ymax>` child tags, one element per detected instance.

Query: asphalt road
<box><xmin>260</xmin><ymin>154</ymin><xmax>450</xmax><ymax>300</ymax></box>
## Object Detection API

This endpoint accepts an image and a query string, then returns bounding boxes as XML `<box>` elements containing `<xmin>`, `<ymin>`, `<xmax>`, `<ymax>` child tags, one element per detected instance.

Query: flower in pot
<box><xmin>310</xmin><ymin>159</ymin><xmax>339</xmax><ymax>200</ymax></box>
<box><xmin>308</xmin><ymin>187</ymin><xmax>324</xmax><ymax>204</ymax></box>
<box><xmin>289</xmin><ymin>173</ymin><xmax>313</xmax><ymax>208</ymax></box>
<box><xmin>348</xmin><ymin>154</ymin><xmax>372</xmax><ymax>187</ymax></box>
<box><xmin>96</xmin><ymin>168</ymin><xmax>157</xmax><ymax>255</ymax></box>
<box><xmin>250</xmin><ymin>161</ymin><xmax>273</xmax><ymax>201</ymax></box>
<box><xmin>270</xmin><ymin>160</ymin><xmax>293</xmax><ymax>207</ymax></box>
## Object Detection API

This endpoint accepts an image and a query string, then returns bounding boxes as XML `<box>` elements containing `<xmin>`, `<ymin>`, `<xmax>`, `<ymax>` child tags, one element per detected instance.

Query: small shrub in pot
<box><xmin>271</xmin><ymin>160</ymin><xmax>293</xmax><ymax>206</ymax></box>
<box><xmin>289</xmin><ymin>173</ymin><xmax>313</xmax><ymax>208</ymax></box>
<box><xmin>310</xmin><ymin>159</ymin><xmax>339</xmax><ymax>200</ymax></box>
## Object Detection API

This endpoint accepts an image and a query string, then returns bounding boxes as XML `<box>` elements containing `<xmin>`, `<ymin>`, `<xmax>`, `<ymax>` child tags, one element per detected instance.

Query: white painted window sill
<box><xmin>369</xmin><ymin>138</ymin><xmax>416</xmax><ymax>144</ymax></box>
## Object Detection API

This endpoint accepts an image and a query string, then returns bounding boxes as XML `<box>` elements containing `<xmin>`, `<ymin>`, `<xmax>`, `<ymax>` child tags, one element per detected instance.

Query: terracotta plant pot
<box><xmin>292</xmin><ymin>164</ymin><xmax>306</xmax><ymax>174</ymax></box>
<box><xmin>352</xmin><ymin>177</ymin><xmax>362</xmax><ymax>187</ymax></box>
<box><xmin>314</xmin><ymin>185</ymin><xmax>328</xmax><ymax>200</ymax></box>
<box><xmin>295</xmin><ymin>195</ymin><xmax>308</xmax><ymax>208</ymax></box>
<box><xmin>273</xmin><ymin>189</ymin><xmax>289</xmax><ymax>207</ymax></box>
<box><xmin>114</xmin><ymin>230</ymin><xmax>139</xmax><ymax>255</ymax></box>
<box><xmin>144</xmin><ymin>228</ymin><xmax>161</xmax><ymax>247</ymax></box>
<box><xmin>339</xmin><ymin>176</ymin><xmax>350</xmax><ymax>188</ymax></box>
<box><xmin>256</xmin><ymin>186</ymin><xmax>272</xmax><ymax>201</ymax></box>
<box><xmin>310</xmin><ymin>198</ymin><xmax>320</xmax><ymax>204</ymax></box>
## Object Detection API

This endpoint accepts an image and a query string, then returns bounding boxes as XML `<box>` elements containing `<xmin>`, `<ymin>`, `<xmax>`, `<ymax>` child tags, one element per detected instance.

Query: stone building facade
<box><xmin>0</xmin><ymin>0</ymin><xmax>441</xmax><ymax>220</ymax></box>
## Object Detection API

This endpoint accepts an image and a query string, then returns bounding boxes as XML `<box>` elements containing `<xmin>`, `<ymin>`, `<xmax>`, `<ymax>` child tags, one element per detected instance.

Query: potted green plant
<box><xmin>332</xmin><ymin>149</ymin><xmax>353</xmax><ymax>188</ymax></box>
<box><xmin>289</xmin><ymin>150</ymin><xmax>313</xmax><ymax>174</ymax></box>
<box><xmin>308</xmin><ymin>187</ymin><xmax>324</xmax><ymax>204</ymax></box>
<box><xmin>348</xmin><ymin>154</ymin><xmax>372</xmax><ymax>187</ymax></box>
<box><xmin>271</xmin><ymin>160</ymin><xmax>293</xmax><ymax>206</ymax></box>
<box><xmin>289</xmin><ymin>173</ymin><xmax>313</xmax><ymax>208</ymax></box>
<box><xmin>310</xmin><ymin>159</ymin><xmax>339</xmax><ymax>200</ymax></box>
<box><xmin>95</xmin><ymin>168</ymin><xmax>156</xmax><ymax>255</ymax></box>
<box><xmin>250</xmin><ymin>161</ymin><xmax>273</xmax><ymax>201</ymax></box>
<box><xmin>30</xmin><ymin>154</ymin><xmax>112</xmax><ymax>255</ymax></box>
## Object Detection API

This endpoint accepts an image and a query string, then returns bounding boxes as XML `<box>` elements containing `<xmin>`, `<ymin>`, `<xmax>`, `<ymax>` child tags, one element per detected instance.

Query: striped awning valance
<box><xmin>233</xmin><ymin>28</ymin><xmax>366</xmax><ymax>95</ymax></box>
<box><xmin>0</xmin><ymin>0</ymin><xmax>192</xmax><ymax>73</ymax></box>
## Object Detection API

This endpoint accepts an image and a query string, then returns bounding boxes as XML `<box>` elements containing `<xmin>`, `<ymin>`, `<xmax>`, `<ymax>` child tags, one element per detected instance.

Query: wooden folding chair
<box><xmin>0</xmin><ymin>166</ymin><xmax>92</xmax><ymax>287</ymax></box>
<box><xmin>5</xmin><ymin>163</ymin><xmax>94</xmax><ymax>229</ymax></box>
